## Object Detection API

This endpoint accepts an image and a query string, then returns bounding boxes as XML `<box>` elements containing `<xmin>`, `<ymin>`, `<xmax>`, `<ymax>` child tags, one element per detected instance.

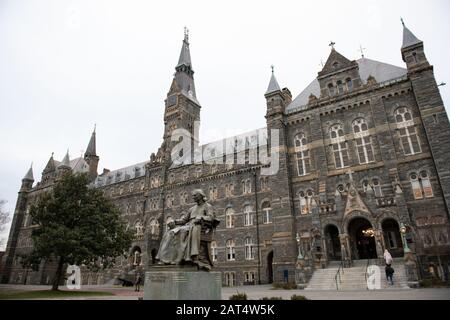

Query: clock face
<box><xmin>167</xmin><ymin>94</ymin><xmax>177</xmax><ymax>107</ymax></box>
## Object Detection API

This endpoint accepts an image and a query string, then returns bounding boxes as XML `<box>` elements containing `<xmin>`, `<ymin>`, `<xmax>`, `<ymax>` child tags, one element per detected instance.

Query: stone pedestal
<box><xmin>143</xmin><ymin>267</ymin><xmax>222</xmax><ymax>300</ymax></box>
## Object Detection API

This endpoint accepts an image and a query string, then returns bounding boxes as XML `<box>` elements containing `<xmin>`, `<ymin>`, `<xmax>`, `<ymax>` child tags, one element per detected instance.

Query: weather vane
<box><xmin>184</xmin><ymin>26</ymin><xmax>189</xmax><ymax>42</ymax></box>
<box><xmin>271</xmin><ymin>65</ymin><xmax>274</xmax><ymax>74</ymax></box>
<box><xmin>400</xmin><ymin>17</ymin><xmax>405</xmax><ymax>27</ymax></box>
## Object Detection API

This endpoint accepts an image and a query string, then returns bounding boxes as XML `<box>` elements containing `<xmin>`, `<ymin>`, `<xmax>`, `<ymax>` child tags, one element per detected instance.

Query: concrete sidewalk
<box><xmin>1</xmin><ymin>284</ymin><xmax>449</xmax><ymax>300</ymax></box>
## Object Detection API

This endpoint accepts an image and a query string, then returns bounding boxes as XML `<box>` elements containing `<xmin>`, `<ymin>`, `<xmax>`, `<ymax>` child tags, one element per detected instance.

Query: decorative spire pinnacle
<box><xmin>401</xmin><ymin>19</ymin><xmax>422</xmax><ymax>49</ymax></box>
<box><xmin>359</xmin><ymin>44</ymin><xmax>366</xmax><ymax>58</ymax></box>
<box><xmin>85</xmin><ymin>127</ymin><xmax>97</xmax><ymax>157</ymax></box>
<box><xmin>23</xmin><ymin>163</ymin><xmax>34</xmax><ymax>181</ymax></box>
<box><xmin>265</xmin><ymin>65</ymin><xmax>281</xmax><ymax>95</ymax></box>
<box><xmin>184</xmin><ymin>26</ymin><xmax>189</xmax><ymax>43</ymax></box>
<box><xmin>401</xmin><ymin>17</ymin><xmax>405</xmax><ymax>27</ymax></box>
<box><xmin>59</xmin><ymin>149</ymin><xmax>71</xmax><ymax>169</ymax></box>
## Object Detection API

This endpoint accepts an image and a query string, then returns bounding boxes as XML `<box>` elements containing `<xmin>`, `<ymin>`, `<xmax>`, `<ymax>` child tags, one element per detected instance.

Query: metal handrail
<box><xmin>364</xmin><ymin>258</ymin><xmax>371</xmax><ymax>290</ymax></box>
<box><xmin>334</xmin><ymin>260</ymin><xmax>344</xmax><ymax>290</ymax></box>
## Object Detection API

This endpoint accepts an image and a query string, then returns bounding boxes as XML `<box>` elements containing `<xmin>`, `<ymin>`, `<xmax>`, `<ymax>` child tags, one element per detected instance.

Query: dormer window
<box><xmin>328</xmin><ymin>83</ymin><xmax>335</xmax><ymax>96</ymax></box>
<box><xmin>337</xmin><ymin>80</ymin><xmax>344</xmax><ymax>94</ymax></box>
<box><xmin>346</xmin><ymin>78</ymin><xmax>353</xmax><ymax>91</ymax></box>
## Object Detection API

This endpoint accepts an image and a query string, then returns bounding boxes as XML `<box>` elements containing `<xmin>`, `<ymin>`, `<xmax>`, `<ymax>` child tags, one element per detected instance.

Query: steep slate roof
<box><xmin>93</xmin><ymin>161</ymin><xmax>147</xmax><ymax>187</ymax></box>
<box><xmin>53</xmin><ymin>157</ymin><xmax>90</xmax><ymax>174</ymax></box>
<box><xmin>402</xmin><ymin>26</ymin><xmax>422</xmax><ymax>49</ymax></box>
<box><xmin>265</xmin><ymin>73</ymin><xmax>281</xmax><ymax>95</ymax></box>
<box><xmin>285</xmin><ymin>58</ymin><xmax>407</xmax><ymax>113</ymax></box>
<box><xmin>23</xmin><ymin>166</ymin><xmax>34</xmax><ymax>181</ymax></box>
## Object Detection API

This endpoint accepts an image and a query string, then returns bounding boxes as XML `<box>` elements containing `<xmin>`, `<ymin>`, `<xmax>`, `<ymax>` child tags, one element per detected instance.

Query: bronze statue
<box><xmin>156</xmin><ymin>189</ymin><xmax>219</xmax><ymax>271</ymax></box>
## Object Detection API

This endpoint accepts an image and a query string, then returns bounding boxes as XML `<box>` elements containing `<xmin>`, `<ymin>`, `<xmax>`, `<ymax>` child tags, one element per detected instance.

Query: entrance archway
<box><xmin>348</xmin><ymin>217</ymin><xmax>377</xmax><ymax>260</ymax></box>
<box><xmin>267</xmin><ymin>251</ymin><xmax>273</xmax><ymax>284</ymax></box>
<box><xmin>324</xmin><ymin>225</ymin><xmax>341</xmax><ymax>261</ymax></box>
<box><xmin>382</xmin><ymin>219</ymin><xmax>404</xmax><ymax>258</ymax></box>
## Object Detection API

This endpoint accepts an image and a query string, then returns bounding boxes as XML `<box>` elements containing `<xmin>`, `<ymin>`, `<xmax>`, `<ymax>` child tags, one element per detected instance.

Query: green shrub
<box><xmin>291</xmin><ymin>294</ymin><xmax>308</xmax><ymax>300</ymax></box>
<box><xmin>261</xmin><ymin>297</ymin><xmax>283</xmax><ymax>300</ymax></box>
<box><xmin>272</xmin><ymin>282</ymin><xmax>298</xmax><ymax>290</ymax></box>
<box><xmin>229</xmin><ymin>292</ymin><xmax>248</xmax><ymax>300</ymax></box>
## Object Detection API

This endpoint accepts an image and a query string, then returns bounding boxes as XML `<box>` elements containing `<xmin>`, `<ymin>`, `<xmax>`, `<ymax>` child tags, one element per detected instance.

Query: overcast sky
<box><xmin>1</xmin><ymin>0</ymin><xmax>449</xmax><ymax>248</ymax></box>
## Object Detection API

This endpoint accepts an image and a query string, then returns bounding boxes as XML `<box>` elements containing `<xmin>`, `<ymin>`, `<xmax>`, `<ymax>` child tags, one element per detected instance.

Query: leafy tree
<box><xmin>26</xmin><ymin>172</ymin><xmax>134</xmax><ymax>290</ymax></box>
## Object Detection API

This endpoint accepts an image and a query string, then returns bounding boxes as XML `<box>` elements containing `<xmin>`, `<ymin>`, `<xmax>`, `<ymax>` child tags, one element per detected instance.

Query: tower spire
<box><xmin>23</xmin><ymin>163</ymin><xmax>34</xmax><ymax>181</ymax></box>
<box><xmin>85</xmin><ymin>126</ymin><xmax>97</xmax><ymax>158</ymax></box>
<box><xmin>59</xmin><ymin>150</ymin><xmax>71</xmax><ymax>169</ymax></box>
<box><xmin>173</xmin><ymin>28</ymin><xmax>197</xmax><ymax>99</ymax></box>
<box><xmin>401</xmin><ymin>19</ymin><xmax>422</xmax><ymax>49</ymax></box>
<box><xmin>265</xmin><ymin>65</ymin><xmax>281</xmax><ymax>95</ymax></box>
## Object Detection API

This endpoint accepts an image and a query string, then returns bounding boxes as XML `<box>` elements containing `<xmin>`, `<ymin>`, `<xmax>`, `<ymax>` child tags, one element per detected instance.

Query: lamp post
<box><xmin>400</xmin><ymin>223</ymin><xmax>411</xmax><ymax>253</ymax></box>
<box><xmin>296</xmin><ymin>233</ymin><xmax>304</xmax><ymax>260</ymax></box>
<box><xmin>295</xmin><ymin>233</ymin><xmax>307</xmax><ymax>287</ymax></box>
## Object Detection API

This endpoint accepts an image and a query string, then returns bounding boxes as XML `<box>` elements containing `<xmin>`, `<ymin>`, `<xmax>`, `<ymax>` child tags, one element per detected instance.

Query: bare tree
<box><xmin>0</xmin><ymin>200</ymin><xmax>10</xmax><ymax>248</ymax></box>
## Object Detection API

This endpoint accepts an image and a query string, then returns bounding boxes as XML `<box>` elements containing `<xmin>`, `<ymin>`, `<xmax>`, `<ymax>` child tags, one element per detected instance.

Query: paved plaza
<box><xmin>0</xmin><ymin>284</ymin><xmax>449</xmax><ymax>300</ymax></box>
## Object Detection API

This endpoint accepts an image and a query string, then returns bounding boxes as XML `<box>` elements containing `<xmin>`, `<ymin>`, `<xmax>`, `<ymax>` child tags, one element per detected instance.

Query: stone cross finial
<box><xmin>400</xmin><ymin>17</ymin><xmax>405</xmax><ymax>27</ymax></box>
<box><xmin>329</xmin><ymin>41</ymin><xmax>336</xmax><ymax>49</ymax></box>
<box><xmin>270</xmin><ymin>64</ymin><xmax>274</xmax><ymax>74</ymax></box>
<box><xmin>359</xmin><ymin>44</ymin><xmax>366</xmax><ymax>58</ymax></box>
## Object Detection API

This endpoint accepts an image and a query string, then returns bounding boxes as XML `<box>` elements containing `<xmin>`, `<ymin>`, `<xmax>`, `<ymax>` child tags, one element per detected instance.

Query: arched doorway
<box><xmin>382</xmin><ymin>219</ymin><xmax>404</xmax><ymax>258</ymax></box>
<box><xmin>151</xmin><ymin>249</ymin><xmax>158</xmax><ymax>264</ymax></box>
<box><xmin>324</xmin><ymin>225</ymin><xmax>341</xmax><ymax>261</ymax></box>
<box><xmin>267</xmin><ymin>251</ymin><xmax>273</xmax><ymax>284</ymax></box>
<box><xmin>348</xmin><ymin>217</ymin><xmax>377</xmax><ymax>260</ymax></box>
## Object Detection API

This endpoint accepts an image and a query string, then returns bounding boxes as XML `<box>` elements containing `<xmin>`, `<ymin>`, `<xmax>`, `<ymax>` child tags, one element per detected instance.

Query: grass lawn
<box><xmin>0</xmin><ymin>290</ymin><xmax>114</xmax><ymax>300</ymax></box>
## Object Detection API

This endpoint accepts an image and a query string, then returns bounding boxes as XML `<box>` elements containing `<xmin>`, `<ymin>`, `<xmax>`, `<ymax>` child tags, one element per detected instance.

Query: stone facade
<box><xmin>2</xmin><ymin>25</ymin><xmax>450</xmax><ymax>286</ymax></box>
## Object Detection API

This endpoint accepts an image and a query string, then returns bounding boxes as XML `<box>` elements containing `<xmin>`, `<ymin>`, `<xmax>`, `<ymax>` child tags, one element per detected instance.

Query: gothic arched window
<box><xmin>395</xmin><ymin>107</ymin><xmax>421</xmax><ymax>155</ymax></box>
<box><xmin>346</xmin><ymin>78</ymin><xmax>353</xmax><ymax>91</ymax></box>
<box><xmin>294</xmin><ymin>133</ymin><xmax>311</xmax><ymax>176</ymax></box>
<box><xmin>410</xmin><ymin>171</ymin><xmax>434</xmax><ymax>199</ymax></box>
<box><xmin>337</xmin><ymin>80</ymin><xmax>344</xmax><ymax>94</ymax></box>
<box><xmin>226</xmin><ymin>239</ymin><xmax>236</xmax><ymax>261</ymax></box>
<box><xmin>262</xmin><ymin>201</ymin><xmax>272</xmax><ymax>224</ymax></box>
<box><xmin>330</xmin><ymin>124</ymin><xmax>349</xmax><ymax>169</ymax></box>
<box><xmin>328</xmin><ymin>83</ymin><xmax>335</xmax><ymax>96</ymax></box>
<box><xmin>372</xmin><ymin>178</ymin><xmax>383</xmax><ymax>197</ymax></box>
<box><xmin>353</xmin><ymin>118</ymin><xmax>374</xmax><ymax>164</ymax></box>
<box><xmin>244</xmin><ymin>237</ymin><xmax>254</xmax><ymax>260</ymax></box>
<box><xmin>225</xmin><ymin>208</ymin><xmax>235</xmax><ymax>228</ymax></box>
<box><xmin>211</xmin><ymin>241</ymin><xmax>218</xmax><ymax>262</ymax></box>
<box><xmin>244</xmin><ymin>205</ymin><xmax>254</xmax><ymax>226</ymax></box>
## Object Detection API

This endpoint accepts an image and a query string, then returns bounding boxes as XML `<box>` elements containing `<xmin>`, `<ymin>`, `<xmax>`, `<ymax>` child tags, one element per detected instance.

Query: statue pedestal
<box><xmin>143</xmin><ymin>266</ymin><xmax>222</xmax><ymax>300</ymax></box>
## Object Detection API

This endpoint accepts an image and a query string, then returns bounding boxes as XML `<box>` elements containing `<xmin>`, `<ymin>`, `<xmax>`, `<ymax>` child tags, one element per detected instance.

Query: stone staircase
<box><xmin>305</xmin><ymin>258</ymin><xmax>410</xmax><ymax>290</ymax></box>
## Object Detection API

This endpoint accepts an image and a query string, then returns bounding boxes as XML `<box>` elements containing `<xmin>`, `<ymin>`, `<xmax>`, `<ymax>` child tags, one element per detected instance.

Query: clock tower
<box><xmin>162</xmin><ymin>28</ymin><xmax>201</xmax><ymax>165</ymax></box>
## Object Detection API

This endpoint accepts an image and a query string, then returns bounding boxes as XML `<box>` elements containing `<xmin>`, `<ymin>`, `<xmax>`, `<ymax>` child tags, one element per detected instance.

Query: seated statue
<box><xmin>156</xmin><ymin>189</ymin><xmax>220</xmax><ymax>271</ymax></box>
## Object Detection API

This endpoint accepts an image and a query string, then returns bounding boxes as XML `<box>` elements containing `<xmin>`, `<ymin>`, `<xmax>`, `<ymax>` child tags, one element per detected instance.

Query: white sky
<box><xmin>1</xmin><ymin>0</ymin><xmax>449</xmax><ymax>248</ymax></box>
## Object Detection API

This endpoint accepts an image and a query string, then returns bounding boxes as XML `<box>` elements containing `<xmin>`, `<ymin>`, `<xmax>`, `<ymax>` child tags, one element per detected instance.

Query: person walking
<box><xmin>383</xmin><ymin>249</ymin><xmax>393</xmax><ymax>265</ymax></box>
<box><xmin>385</xmin><ymin>264</ymin><xmax>395</xmax><ymax>285</ymax></box>
<box><xmin>134</xmin><ymin>273</ymin><xmax>142</xmax><ymax>292</ymax></box>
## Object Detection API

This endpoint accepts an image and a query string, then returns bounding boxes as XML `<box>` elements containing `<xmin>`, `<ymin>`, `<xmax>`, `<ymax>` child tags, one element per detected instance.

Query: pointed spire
<box><xmin>59</xmin><ymin>150</ymin><xmax>71</xmax><ymax>169</ymax></box>
<box><xmin>85</xmin><ymin>126</ymin><xmax>96</xmax><ymax>157</ymax></box>
<box><xmin>176</xmin><ymin>27</ymin><xmax>192</xmax><ymax>69</ymax></box>
<box><xmin>43</xmin><ymin>152</ymin><xmax>56</xmax><ymax>173</ymax></box>
<box><xmin>265</xmin><ymin>65</ymin><xmax>281</xmax><ymax>95</ymax></box>
<box><xmin>23</xmin><ymin>163</ymin><xmax>34</xmax><ymax>181</ymax></box>
<box><xmin>401</xmin><ymin>19</ymin><xmax>422</xmax><ymax>49</ymax></box>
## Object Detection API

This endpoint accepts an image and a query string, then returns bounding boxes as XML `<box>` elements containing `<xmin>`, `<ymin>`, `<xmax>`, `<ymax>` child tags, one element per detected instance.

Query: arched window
<box><xmin>299</xmin><ymin>190</ymin><xmax>315</xmax><ymax>215</ymax></box>
<box><xmin>262</xmin><ymin>201</ymin><xmax>272</xmax><ymax>224</ymax></box>
<box><xmin>372</xmin><ymin>178</ymin><xmax>383</xmax><ymax>197</ymax></box>
<box><xmin>135</xmin><ymin>221</ymin><xmax>144</xmax><ymax>240</ymax></box>
<box><xmin>330</xmin><ymin>124</ymin><xmax>349</xmax><ymax>169</ymax></box>
<box><xmin>225</xmin><ymin>208</ymin><xmax>235</xmax><ymax>228</ymax></box>
<box><xmin>245</xmin><ymin>237</ymin><xmax>254</xmax><ymax>260</ymax></box>
<box><xmin>211</xmin><ymin>241</ymin><xmax>218</xmax><ymax>262</ymax></box>
<box><xmin>420</xmin><ymin>171</ymin><xmax>433</xmax><ymax>198</ymax></box>
<box><xmin>362</xmin><ymin>180</ymin><xmax>370</xmax><ymax>193</ymax></box>
<box><xmin>226</xmin><ymin>240</ymin><xmax>236</xmax><ymax>261</ymax></box>
<box><xmin>395</xmin><ymin>107</ymin><xmax>421</xmax><ymax>155</ymax></box>
<box><xmin>346</xmin><ymin>78</ymin><xmax>353</xmax><ymax>91</ymax></box>
<box><xmin>244</xmin><ymin>205</ymin><xmax>253</xmax><ymax>226</ymax></box>
<box><xmin>209</xmin><ymin>186</ymin><xmax>218</xmax><ymax>200</ymax></box>
<box><xmin>328</xmin><ymin>83</ymin><xmax>335</xmax><ymax>96</ymax></box>
<box><xmin>224</xmin><ymin>272</ymin><xmax>236</xmax><ymax>287</ymax></box>
<box><xmin>294</xmin><ymin>133</ymin><xmax>311</xmax><ymax>176</ymax></box>
<box><xmin>337</xmin><ymin>80</ymin><xmax>344</xmax><ymax>94</ymax></box>
<box><xmin>149</xmin><ymin>219</ymin><xmax>159</xmax><ymax>236</ymax></box>
<box><xmin>353</xmin><ymin>118</ymin><xmax>374</xmax><ymax>164</ymax></box>
<box><xmin>242</xmin><ymin>179</ymin><xmax>251</xmax><ymax>194</ymax></box>
<box><xmin>410</xmin><ymin>171</ymin><xmax>434</xmax><ymax>199</ymax></box>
